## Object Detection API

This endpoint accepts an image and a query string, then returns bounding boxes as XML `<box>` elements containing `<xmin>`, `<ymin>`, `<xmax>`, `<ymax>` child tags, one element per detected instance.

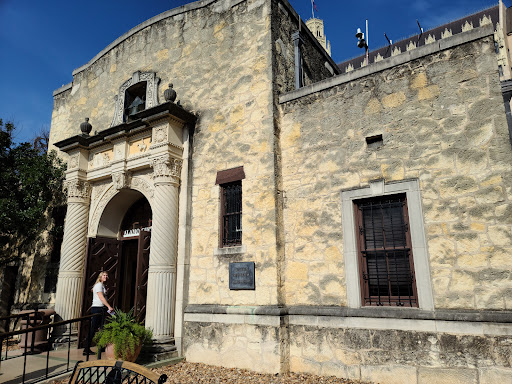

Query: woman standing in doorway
<box><xmin>83</xmin><ymin>271</ymin><xmax>114</xmax><ymax>355</ymax></box>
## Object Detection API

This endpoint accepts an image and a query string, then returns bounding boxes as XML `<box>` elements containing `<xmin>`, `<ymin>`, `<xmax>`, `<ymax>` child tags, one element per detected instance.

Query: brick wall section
<box><xmin>279</xmin><ymin>33</ymin><xmax>512</xmax><ymax>311</ymax></box>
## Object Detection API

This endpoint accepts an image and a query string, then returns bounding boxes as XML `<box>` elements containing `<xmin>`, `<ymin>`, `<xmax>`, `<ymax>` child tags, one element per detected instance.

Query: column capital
<box><xmin>64</xmin><ymin>179</ymin><xmax>91</xmax><ymax>202</ymax></box>
<box><xmin>150</xmin><ymin>154</ymin><xmax>182</xmax><ymax>185</ymax></box>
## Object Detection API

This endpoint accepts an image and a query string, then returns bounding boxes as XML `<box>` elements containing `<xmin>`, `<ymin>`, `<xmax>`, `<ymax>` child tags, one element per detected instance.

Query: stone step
<box><xmin>137</xmin><ymin>338</ymin><xmax>179</xmax><ymax>363</ymax></box>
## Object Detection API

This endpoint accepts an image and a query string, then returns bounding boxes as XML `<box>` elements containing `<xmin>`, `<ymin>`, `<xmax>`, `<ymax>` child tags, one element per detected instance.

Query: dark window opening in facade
<box><xmin>221</xmin><ymin>181</ymin><xmax>242</xmax><ymax>247</ymax></box>
<box><xmin>124</xmin><ymin>81</ymin><xmax>147</xmax><ymax>121</ymax></box>
<box><xmin>355</xmin><ymin>193</ymin><xmax>418</xmax><ymax>307</ymax></box>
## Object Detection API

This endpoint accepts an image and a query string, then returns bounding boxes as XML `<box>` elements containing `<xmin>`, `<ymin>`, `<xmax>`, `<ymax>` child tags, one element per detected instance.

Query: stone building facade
<box><xmin>48</xmin><ymin>0</ymin><xmax>512</xmax><ymax>383</ymax></box>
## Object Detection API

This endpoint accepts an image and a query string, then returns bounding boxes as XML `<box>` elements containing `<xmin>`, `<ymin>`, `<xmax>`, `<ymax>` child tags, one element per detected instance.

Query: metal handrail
<box><xmin>0</xmin><ymin>312</ymin><xmax>102</xmax><ymax>384</ymax></box>
<box><xmin>0</xmin><ymin>310</ymin><xmax>40</xmax><ymax>322</ymax></box>
<box><xmin>1</xmin><ymin>309</ymin><xmax>43</xmax><ymax>362</ymax></box>
<box><xmin>0</xmin><ymin>313</ymin><xmax>99</xmax><ymax>338</ymax></box>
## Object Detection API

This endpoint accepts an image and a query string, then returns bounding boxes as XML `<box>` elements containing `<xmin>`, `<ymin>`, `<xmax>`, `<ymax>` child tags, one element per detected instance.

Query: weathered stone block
<box><xmin>479</xmin><ymin>367</ymin><xmax>512</xmax><ymax>384</ymax></box>
<box><xmin>418</xmin><ymin>368</ymin><xmax>477</xmax><ymax>384</ymax></box>
<box><xmin>361</xmin><ymin>365</ymin><xmax>417</xmax><ymax>384</ymax></box>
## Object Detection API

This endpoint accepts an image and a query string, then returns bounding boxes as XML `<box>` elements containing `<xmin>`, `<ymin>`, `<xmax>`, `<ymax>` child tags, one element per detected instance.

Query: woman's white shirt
<box><xmin>92</xmin><ymin>282</ymin><xmax>106</xmax><ymax>307</ymax></box>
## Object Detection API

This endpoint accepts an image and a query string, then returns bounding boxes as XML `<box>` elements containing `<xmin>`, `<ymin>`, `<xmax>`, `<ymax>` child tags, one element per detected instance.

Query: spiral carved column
<box><xmin>146</xmin><ymin>155</ymin><xmax>181</xmax><ymax>339</ymax></box>
<box><xmin>55</xmin><ymin>180</ymin><xmax>91</xmax><ymax>324</ymax></box>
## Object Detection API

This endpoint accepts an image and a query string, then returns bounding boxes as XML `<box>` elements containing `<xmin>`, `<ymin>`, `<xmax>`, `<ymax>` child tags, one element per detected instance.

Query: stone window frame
<box><xmin>341</xmin><ymin>179</ymin><xmax>434</xmax><ymax>310</ymax></box>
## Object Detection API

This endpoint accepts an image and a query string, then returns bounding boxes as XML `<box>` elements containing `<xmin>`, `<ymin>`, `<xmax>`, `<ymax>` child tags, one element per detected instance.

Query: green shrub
<box><xmin>93</xmin><ymin>309</ymin><xmax>152</xmax><ymax>360</ymax></box>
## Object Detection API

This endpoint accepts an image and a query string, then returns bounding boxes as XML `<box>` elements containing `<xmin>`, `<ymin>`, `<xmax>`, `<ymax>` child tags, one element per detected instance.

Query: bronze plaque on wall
<box><xmin>229</xmin><ymin>262</ymin><xmax>255</xmax><ymax>290</ymax></box>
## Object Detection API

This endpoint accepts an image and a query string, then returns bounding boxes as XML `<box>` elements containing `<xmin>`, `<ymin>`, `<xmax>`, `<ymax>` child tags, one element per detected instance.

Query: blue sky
<box><xmin>0</xmin><ymin>0</ymin><xmax>500</xmax><ymax>143</ymax></box>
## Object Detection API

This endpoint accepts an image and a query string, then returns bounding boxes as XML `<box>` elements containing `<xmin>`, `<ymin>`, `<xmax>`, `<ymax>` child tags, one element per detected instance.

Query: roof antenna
<box><xmin>384</xmin><ymin>32</ymin><xmax>392</xmax><ymax>46</ymax></box>
<box><xmin>417</xmin><ymin>19</ymin><xmax>423</xmax><ymax>43</ymax></box>
<box><xmin>384</xmin><ymin>32</ymin><xmax>392</xmax><ymax>56</ymax></box>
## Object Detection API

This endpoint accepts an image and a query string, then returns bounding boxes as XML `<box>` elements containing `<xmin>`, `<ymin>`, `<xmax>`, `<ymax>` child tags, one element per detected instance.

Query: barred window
<box><xmin>216</xmin><ymin>166</ymin><xmax>245</xmax><ymax>248</ymax></box>
<box><xmin>355</xmin><ymin>194</ymin><xmax>418</xmax><ymax>307</ymax></box>
<box><xmin>221</xmin><ymin>181</ymin><xmax>242</xmax><ymax>247</ymax></box>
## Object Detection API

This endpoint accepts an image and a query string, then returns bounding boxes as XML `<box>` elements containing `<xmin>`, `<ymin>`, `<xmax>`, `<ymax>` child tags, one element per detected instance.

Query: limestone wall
<box><xmin>279</xmin><ymin>29</ymin><xmax>512</xmax><ymax>311</ymax></box>
<box><xmin>289</xmin><ymin>321</ymin><xmax>512</xmax><ymax>384</ymax></box>
<box><xmin>184</xmin><ymin>313</ymin><xmax>281</xmax><ymax>373</ymax></box>
<box><xmin>49</xmin><ymin>0</ymin><xmax>281</xmax><ymax>308</ymax></box>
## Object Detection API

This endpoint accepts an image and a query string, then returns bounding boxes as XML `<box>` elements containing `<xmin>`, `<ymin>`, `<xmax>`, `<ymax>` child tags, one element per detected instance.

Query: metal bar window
<box><xmin>356</xmin><ymin>194</ymin><xmax>417</xmax><ymax>307</ymax></box>
<box><xmin>221</xmin><ymin>181</ymin><xmax>242</xmax><ymax>247</ymax></box>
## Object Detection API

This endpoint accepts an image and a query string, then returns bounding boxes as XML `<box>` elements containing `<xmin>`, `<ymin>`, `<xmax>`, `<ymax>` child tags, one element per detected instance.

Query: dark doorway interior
<box><xmin>79</xmin><ymin>197</ymin><xmax>151</xmax><ymax>347</ymax></box>
<box><xmin>119</xmin><ymin>240</ymin><xmax>138</xmax><ymax>313</ymax></box>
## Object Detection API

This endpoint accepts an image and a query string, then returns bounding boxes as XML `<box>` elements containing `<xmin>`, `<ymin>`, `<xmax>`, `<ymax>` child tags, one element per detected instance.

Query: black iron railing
<box><xmin>0</xmin><ymin>310</ymin><xmax>44</xmax><ymax>359</ymax></box>
<box><xmin>0</xmin><ymin>312</ymin><xmax>101</xmax><ymax>384</ymax></box>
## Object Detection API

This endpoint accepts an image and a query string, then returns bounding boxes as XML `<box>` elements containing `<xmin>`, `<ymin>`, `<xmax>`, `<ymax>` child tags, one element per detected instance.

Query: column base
<box><xmin>139</xmin><ymin>337</ymin><xmax>178</xmax><ymax>363</ymax></box>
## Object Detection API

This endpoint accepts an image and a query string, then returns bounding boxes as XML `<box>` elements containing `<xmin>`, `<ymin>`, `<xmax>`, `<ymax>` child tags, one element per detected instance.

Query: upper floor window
<box><xmin>216</xmin><ymin>166</ymin><xmax>245</xmax><ymax>248</ymax></box>
<box><xmin>355</xmin><ymin>194</ymin><xmax>418</xmax><ymax>307</ymax></box>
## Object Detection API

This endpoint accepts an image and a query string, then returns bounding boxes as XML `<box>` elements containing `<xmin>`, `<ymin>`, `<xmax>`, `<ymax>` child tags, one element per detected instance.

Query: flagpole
<box><xmin>311</xmin><ymin>0</ymin><xmax>315</xmax><ymax>18</ymax></box>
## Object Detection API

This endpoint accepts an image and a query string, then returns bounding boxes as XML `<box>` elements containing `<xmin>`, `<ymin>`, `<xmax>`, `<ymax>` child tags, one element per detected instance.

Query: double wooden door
<box><xmin>78</xmin><ymin>230</ymin><xmax>150</xmax><ymax>347</ymax></box>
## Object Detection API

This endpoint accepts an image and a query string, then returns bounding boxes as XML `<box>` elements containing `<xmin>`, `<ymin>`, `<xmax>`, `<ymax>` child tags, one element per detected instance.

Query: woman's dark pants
<box><xmin>85</xmin><ymin>306</ymin><xmax>106</xmax><ymax>351</ymax></box>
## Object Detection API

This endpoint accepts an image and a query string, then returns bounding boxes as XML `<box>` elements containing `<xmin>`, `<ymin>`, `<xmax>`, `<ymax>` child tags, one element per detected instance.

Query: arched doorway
<box><xmin>79</xmin><ymin>192</ymin><xmax>152</xmax><ymax>347</ymax></box>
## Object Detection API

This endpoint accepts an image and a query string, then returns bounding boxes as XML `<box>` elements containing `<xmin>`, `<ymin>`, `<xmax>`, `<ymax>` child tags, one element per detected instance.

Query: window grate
<box><xmin>222</xmin><ymin>181</ymin><xmax>242</xmax><ymax>247</ymax></box>
<box><xmin>356</xmin><ymin>195</ymin><xmax>417</xmax><ymax>307</ymax></box>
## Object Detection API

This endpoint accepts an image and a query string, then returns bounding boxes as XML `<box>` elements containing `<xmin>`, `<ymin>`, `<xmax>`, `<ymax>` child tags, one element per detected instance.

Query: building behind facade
<box><xmin>38</xmin><ymin>0</ymin><xmax>512</xmax><ymax>383</ymax></box>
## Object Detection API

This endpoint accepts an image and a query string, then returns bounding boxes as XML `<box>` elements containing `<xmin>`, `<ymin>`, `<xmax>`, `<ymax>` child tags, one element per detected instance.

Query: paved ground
<box><xmin>0</xmin><ymin>346</ymin><xmax>101</xmax><ymax>384</ymax></box>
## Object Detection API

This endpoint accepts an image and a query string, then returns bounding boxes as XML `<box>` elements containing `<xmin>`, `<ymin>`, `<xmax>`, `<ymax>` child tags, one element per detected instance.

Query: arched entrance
<box><xmin>79</xmin><ymin>191</ymin><xmax>152</xmax><ymax>347</ymax></box>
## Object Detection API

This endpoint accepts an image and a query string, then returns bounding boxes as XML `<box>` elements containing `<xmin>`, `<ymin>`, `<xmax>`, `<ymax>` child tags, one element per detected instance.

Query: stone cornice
<box><xmin>280</xmin><ymin>24</ymin><xmax>494</xmax><ymax>104</ymax></box>
<box><xmin>54</xmin><ymin>102</ymin><xmax>196</xmax><ymax>153</ymax></box>
<box><xmin>184</xmin><ymin>304</ymin><xmax>512</xmax><ymax>323</ymax></box>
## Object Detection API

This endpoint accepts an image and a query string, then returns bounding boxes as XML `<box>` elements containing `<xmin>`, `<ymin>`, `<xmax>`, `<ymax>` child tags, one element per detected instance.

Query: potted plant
<box><xmin>93</xmin><ymin>309</ymin><xmax>152</xmax><ymax>361</ymax></box>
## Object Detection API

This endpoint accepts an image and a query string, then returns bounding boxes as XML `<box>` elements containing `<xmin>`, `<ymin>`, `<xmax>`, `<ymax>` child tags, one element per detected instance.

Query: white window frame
<box><xmin>341</xmin><ymin>179</ymin><xmax>434</xmax><ymax>310</ymax></box>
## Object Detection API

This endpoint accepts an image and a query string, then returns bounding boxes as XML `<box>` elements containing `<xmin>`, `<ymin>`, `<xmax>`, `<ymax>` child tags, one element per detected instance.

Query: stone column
<box><xmin>146</xmin><ymin>154</ymin><xmax>182</xmax><ymax>340</ymax></box>
<box><xmin>54</xmin><ymin>179</ymin><xmax>91</xmax><ymax>323</ymax></box>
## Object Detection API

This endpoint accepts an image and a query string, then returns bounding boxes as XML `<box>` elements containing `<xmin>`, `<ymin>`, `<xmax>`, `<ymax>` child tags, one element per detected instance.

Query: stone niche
<box><xmin>110</xmin><ymin>71</ymin><xmax>161</xmax><ymax>127</ymax></box>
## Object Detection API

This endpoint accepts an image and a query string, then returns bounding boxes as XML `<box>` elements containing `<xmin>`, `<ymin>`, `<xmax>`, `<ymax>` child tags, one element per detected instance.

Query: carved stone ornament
<box><xmin>110</xmin><ymin>71</ymin><xmax>161</xmax><ymax>127</ymax></box>
<box><xmin>150</xmin><ymin>155</ymin><xmax>182</xmax><ymax>179</ymax></box>
<box><xmin>80</xmin><ymin>117</ymin><xmax>92</xmax><ymax>135</ymax></box>
<box><xmin>68</xmin><ymin>154</ymin><xmax>79</xmax><ymax>169</ymax></box>
<box><xmin>153</xmin><ymin>126</ymin><xmax>167</xmax><ymax>144</ymax></box>
<box><xmin>163</xmin><ymin>83</ymin><xmax>177</xmax><ymax>102</ymax></box>
<box><xmin>64</xmin><ymin>179</ymin><xmax>91</xmax><ymax>200</ymax></box>
<box><xmin>461</xmin><ymin>20</ymin><xmax>474</xmax><ymax>32</ymax></box>
<box><xmin>112</xmin><ymin>171</ymin><xmax>129</xmax><ymax>190</ymax></box>
<box><xmin>130</xmin><ymin>176</ymin><xmax>154</xmax><ymax>198</ymax></box>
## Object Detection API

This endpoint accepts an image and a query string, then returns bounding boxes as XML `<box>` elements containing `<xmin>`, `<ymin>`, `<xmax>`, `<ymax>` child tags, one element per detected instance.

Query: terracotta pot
<box><xmin>104</xmin><ymin>342</ymin><xmax>142</xmax><ymax>362</ymax></box>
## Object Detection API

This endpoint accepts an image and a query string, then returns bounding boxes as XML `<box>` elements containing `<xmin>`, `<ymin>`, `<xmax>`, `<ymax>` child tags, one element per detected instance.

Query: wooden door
<box><xmin>134</xmin><ymin>230</ymin><xmax>150</xmax><ymax>324</ymax></box>
<box><xmin>78</xmin><ymin>237</ymin><xmax>122</xmax><ymax>347</ymax></box>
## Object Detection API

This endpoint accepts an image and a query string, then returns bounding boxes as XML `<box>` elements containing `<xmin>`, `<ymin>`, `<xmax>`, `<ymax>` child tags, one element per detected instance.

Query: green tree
<box><xmin>0</xmin><ymin>119</ymin><xmax>66</xmax><ymax>265</ymax></box>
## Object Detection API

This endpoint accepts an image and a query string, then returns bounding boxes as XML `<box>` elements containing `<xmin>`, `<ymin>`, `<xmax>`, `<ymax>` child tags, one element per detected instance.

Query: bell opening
<box><xmin>124</xmin><ymin>81</ymin><xmax>147</xmax><ymax>122</ymax></box>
